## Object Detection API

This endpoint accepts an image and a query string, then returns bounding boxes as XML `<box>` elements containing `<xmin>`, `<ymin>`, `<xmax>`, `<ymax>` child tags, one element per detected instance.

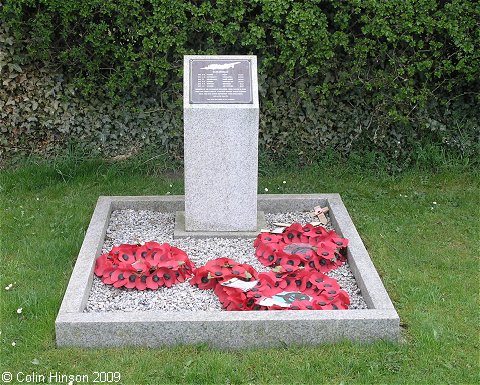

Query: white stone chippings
<box><xmin>85</xmin><ymin>210</ymin><xmax>368</xmax><ymax>312</ymax></box>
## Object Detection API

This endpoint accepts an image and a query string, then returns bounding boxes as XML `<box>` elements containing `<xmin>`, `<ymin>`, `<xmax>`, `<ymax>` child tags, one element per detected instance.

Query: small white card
<box><xmin>271</xmin><ymin>227</ymin><xmax>287</xmax><ymax>234</ymax></box>
<box><xmin>257</xmin><ymin>291</ymin><xmax>313</xmax><ymax>308</ymax></box>
<box><xmin>273</xmin><ymin>222</ymin><xmax>292</xmax><ymax>227</ymax></box>
<box><xmin>220</xmin><ymin>278</ymin><xmax>258</xmax><ymax>292</ymax></box>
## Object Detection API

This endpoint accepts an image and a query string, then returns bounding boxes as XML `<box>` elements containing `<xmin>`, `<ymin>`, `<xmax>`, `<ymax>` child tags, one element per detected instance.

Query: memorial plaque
<box><xmin>189</xmin><ymin>59</ymin><xmax>252</xmax><ymax>104</ymax></box>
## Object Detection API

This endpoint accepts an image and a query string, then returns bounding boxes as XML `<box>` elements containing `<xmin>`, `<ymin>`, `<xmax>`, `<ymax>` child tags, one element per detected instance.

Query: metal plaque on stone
<box><xmin>189</xmin><ymin>59</ymin><xmax>253</xmax><ymax>104</ymax></box>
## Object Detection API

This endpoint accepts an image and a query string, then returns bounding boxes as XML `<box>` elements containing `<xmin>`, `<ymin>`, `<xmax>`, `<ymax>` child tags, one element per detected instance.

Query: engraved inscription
<box><xmin>190</xmin><ymin>59</ymin><xmax>252</xmax><ymax>104</ymax></box>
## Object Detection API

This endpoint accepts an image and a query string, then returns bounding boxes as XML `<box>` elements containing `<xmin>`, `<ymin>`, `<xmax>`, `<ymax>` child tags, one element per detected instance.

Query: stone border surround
<box><xmin>55</xmin><ymin>194</ymin><xmax>400</xmax><ymax>348</ymax></box>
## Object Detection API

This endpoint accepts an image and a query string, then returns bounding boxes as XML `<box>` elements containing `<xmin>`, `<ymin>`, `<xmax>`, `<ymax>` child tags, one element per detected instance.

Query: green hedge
<box><xmin>1</xmin><ymin>0</ymin><xmax>479</xmax><ymax>164</ymax></box>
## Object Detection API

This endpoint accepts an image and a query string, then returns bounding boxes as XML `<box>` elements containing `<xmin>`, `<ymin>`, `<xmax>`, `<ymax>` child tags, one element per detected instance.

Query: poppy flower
<box><xmin>102</xmin><ymin>270</ymin><xmax>116</xmax><ymax>285</ymax></box>
<box><xmin>300</xmin><ymin>223</ymin><xmax>318</xmax><ymax>237</ymax></box>
<box><xmin>123</xmin><ymin>272</ymin><xmax>139</xmax><ymax>289</ymax></box>
<box><xmin>176</xmin><ymin>266</ymin><xmax>188</xmax><ymax>280</ymax></box>
<box><xmin>289</xmin><ymin>301</ymin><xmax>321</xmax><ymax>310</ymax></box>
<box><xmin>222</xmin><ymin>264</ymin><xmax>256</xmax><ymax>282</ymax></box>
<box><xmin>146</xmin><ymin>243</ymin><xmax>171</xmax><ymax>267</ymax></box>
<box><xmin>315</xmin><ymin>291</ymin><xmax>350</xmax><ymax>310</ymax></box>
<box><xmin>307</xmin><ymin>272</ymin><xmax>339</xmax><ymax>292</ymax></box>
<box><xmin>310</xmin><ymin>226</ymin><xmax>329</xmax><ymax>237</ymax></box>
<box><xmin>143</xmin><ymin>241</ymin><xmax>161</xmax><ymax>251</ymax></box>
<box><xmin>189</xmin><ymin>266</ymin><xmax>217</xmax><ymax>290</ymax></box>
<box><xmin>255</xmin><ymin>243</ymin><xmax>278</xmax><ymax>266</ymax></box>
<box><xmin>170</xmin><ymin>245</ymin><xmax>190</xmax><ymax>261</ymax></box>
<box><xmin>325</xmin><ymin>233</ymin><xmax>349</xmax><ymax>249</ymax></box>
<box><xmin>110</xmin><ymin>270</ymin><xmax>129</xmax><ymax>288</ymax></box>
<box><xmin>135</xmin><ymin>244</ymin><xmax>151</xmax><ymax>261</ymax></box>
<box><xmin>313</xmin><ymin>255</ymin><xmax>342</xmax><ymax>274</ymax></box>
<box><xmin>101</xmin><ymin>263</ymin><xmax>118</xmax><ymax>278</ymax></box>
<box><xmin>285</xmin><ymin>272</ymin><xmax>309</xmax><ymax>292</ymax></box>
<box><xmin>254</xmin><ymin>233</ymin><xmax>281</xmax><ymax>248</ymax></box>
<box><xmin>158</xmin><ymin>268</ymin><xmax>176</xmax><ymax>288</ymax></box>
<box><xmin>135</xmin><ymin>275</ymin><xmax>148</xmax><ymax>290</ymax></box>
<box><xmin>333</xmin><ymin>290</ymin><xmax>351</xmax><ymax>308</ymax></box>
<box><xmin>131</xmin><ymin>259</ymin><xmax>150</xmax><ymax>273</ymax></box>
<box><xmin>114</xmin><ymin>244</ymin><xmax>137</xmax><ymax>264</ymax></box>
<box><xmin>190</xmin><ymin>258</ymin><xmax>258</xmax><ymax>293</ymax></box>
<box><xmin>146</xmin><ymin>273</ymin><xmax>163</xmax><ymax>290</ymax></box>
<box><xmin>315</xmin><ymin>243</ymin><xmax>337</xmax><ymax>260</ymax></box>
<box><xmin>256</xmin><ymin>272</ymin><xmax>278</xmax><ymax>287</ymax></box>
<box><xmin>278</xmin><ymin>253</ymin><xmax>304</xmax><ymax>271</ymax></box>
<box><xmin>94</xmin><ymin>254</ymin><xmax>113</xmax><ymax>277</ymax></box>
<box><xmin>215</xmin><ymin>285</ymin><xmax>248</xmax><ymax>311</ymax></box>
<box><xmin>282</xmin><ymin>223</ymin><xmax>304</xmax><ymax>244</ymax></box>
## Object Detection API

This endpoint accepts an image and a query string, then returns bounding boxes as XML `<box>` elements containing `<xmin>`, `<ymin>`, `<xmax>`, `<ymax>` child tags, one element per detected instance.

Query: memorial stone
<box><xmin>182</xmin><ymin>55</ymin><xmax>260</xmax><ymax>232</ymax></box>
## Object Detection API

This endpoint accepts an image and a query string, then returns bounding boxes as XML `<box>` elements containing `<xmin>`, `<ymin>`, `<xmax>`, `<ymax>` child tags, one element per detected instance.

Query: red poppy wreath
<box><xmin>190</xmin><ymin>258</ymin><xmax>350</xmax><ymax>311</ymax></box>
<box><xmin>241</xmin><ymin>270</ymin><xmax>350</xmax><ymax>310</ymax></box>
<box><xmin>253</xmin><ymin>223</ymin><xmax>349</xmax><ymax>274</ymax></box>
<box><xmin>94</xmin><ymin>242</ymin><xmax>195</xmax><ymax>290</ymax></box>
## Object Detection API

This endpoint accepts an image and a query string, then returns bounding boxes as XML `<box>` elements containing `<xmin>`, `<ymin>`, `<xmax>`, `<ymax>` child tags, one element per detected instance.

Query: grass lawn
<box><xmin>1</xmin><ymin>158</ymin><xmax>478</xmax><ymax>384</ymax></box>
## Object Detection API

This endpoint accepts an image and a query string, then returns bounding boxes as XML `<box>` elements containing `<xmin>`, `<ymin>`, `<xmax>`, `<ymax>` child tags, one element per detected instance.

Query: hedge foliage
<box><xmin>1</xmin><ymin>0</ymin><xmax>479</xmax><ymax>164</ymax></box>
<box><xmin>0</xmin><ymin>24</ymin><xmax>182</xmax><ymax>159</ymax></box>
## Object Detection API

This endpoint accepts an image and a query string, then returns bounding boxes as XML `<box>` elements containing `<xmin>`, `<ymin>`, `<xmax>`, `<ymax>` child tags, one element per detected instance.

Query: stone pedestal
<box><xmin>182</xmin><ymin>55</ymin><xmax>260</xmax><ymax>232</ymax></box>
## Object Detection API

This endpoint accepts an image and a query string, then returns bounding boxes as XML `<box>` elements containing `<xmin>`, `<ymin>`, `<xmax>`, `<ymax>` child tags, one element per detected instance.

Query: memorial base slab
<box><xmin>174</xmin><ymin>211</ymin><xmax>267</xmax><ymax>239</ymax></box>
<box><xmin>55</xmin><ymin>194</ymin><xmax>400</xmax><ymax>348</ymax></box>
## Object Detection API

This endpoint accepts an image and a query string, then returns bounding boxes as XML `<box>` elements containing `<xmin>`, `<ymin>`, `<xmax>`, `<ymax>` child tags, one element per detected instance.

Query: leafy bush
<box><xmin>1</xmin><ymin>0</ymin><xmax>479</xmax><ymax>165</ymax></box>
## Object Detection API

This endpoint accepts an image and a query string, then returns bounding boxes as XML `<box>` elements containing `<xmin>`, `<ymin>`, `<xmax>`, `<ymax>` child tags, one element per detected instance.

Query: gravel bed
<box><xmin>85</xmin><ymin>210</ymin><xmax>368</xmax><ymax>312</ymax></box>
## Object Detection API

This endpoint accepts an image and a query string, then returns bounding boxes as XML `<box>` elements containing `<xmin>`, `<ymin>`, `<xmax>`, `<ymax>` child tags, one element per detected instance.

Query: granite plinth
<box><xmin>55</xmin><ymin>194</ymin><xmax>400</xmax><ymax>348</ymax></box>
<box><xmin>183</xmin><ymin>55</ymin><xmax>259</xmax><ymax>232</ymax></box>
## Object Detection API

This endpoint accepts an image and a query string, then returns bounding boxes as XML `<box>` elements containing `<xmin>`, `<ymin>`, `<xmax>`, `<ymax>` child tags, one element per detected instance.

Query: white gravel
<box><xmin>84</xmin><ymin>210</ymin><xmax>368</xmax><ymax>312</ymax></box>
